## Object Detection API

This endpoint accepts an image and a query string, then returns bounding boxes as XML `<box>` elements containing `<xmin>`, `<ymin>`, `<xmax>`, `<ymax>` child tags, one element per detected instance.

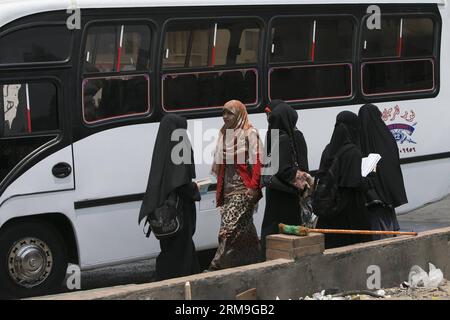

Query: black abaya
<box><xmin>317</xmin><ymin>146</ymin><xmax>372</xmax><ymax>248</ymax></box>
<box><xmin>317</xmin><ymin>112</ymin><xmax>371</xmax><ymax>249</ymax></box>
<box><xmin>367</xmin><ymin>206</ymin><xmax>400</xmax><ymax>240</ymax></box>
<box><xmin>261</xmin><ymin>103</ymin><xmax>309</xmax><ymax>258</ymax></box>
<box><xmin>139</xmin><ymin>114</ymin><xmax>200</xmax><ymax>280</ymax></box>
<box><xmin>138</xmin><ymin>115</ymin><xmax>196</xmax><ymax>222</ymax></box>
<box><xmin>358</xmin><ymin>104</ymin><xmax>408</xmax><ymax>238</ymax></box>
<box><xmin>156</xmin><ymin>182</ymin><xmax>201</xmax><ymax>280</ymax></box>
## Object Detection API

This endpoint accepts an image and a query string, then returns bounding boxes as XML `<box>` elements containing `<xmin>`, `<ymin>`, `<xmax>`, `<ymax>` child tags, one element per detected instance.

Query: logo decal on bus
<box><xmin>387</xmin><ymin>123</ymin><xmax>417</xmax><ymax>145</ymax></box>
<box><xmin>383</xmin><ymin>105</ymin><xmax>418</xmax><ymax>152</ymax></box>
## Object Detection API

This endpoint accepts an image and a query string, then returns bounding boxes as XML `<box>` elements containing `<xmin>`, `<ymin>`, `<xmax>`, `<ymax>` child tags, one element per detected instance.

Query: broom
<box><xmin>279</xmin><ymin>223</ymin><xmax>418</xmax><ymax>237</ymax></box>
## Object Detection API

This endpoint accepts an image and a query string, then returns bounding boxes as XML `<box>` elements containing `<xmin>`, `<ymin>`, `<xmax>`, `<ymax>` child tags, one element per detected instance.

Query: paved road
<box><xmin>61</xmin><ymin>259</ymin><xmax>156</xmax><ymax>293</ymax></box>
<box><xmin>398</xmin><ymin>194</ymin><xmax>450</xmax><ymax>233</ymax></box>
<box><xmin>53</xmin><ymin>195</ymin><xmax>450</xmax><ymax>295</ymax></box>
<box><xmin>57</xmin><ymin>249</ymin><xmax>216</xmax><ymax>295</ymax></box>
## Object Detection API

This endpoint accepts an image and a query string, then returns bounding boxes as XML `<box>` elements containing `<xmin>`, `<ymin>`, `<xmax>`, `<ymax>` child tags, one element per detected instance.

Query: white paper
<box><xmin>361</xmin><ymin>153</ymin><xmax>381</xmax><ymax>177</ymax></box>
<box><xmin>195</xmin><ymin>177</ymin><xmax>213</xmax><ymax>195</ymax></box>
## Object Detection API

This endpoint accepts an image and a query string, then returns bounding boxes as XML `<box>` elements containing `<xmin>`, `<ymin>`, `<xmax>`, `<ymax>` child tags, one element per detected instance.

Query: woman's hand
<box><xmin>293</xmin><ymin>171</ymin><xmax>309</xmax><ymax>190</ymax></box>
<box><xmin>305</xmin><ymin>174</ymin><xmax>314</xmax><ymax>190</ymax></box>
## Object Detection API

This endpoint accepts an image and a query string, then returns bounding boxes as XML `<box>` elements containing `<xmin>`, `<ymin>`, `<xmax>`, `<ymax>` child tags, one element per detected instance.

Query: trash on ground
<box><xmin>408</xmin><ymin>263</ymin><xmax>444</xmax><ymax>288</ymax></box>
<box><xmin>297</xmin><ymin>263</ymin><xmax>447</xmax><ymax>301</ymax></box>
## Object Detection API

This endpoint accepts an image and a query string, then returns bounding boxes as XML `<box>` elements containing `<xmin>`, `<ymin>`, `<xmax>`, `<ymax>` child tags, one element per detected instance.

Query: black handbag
<box><xmin>262</xmin><ymin>138</ymin><xmax>300</xmax><ymax>194</ymax></box>
<box><xmin>144</xmin><ymin>191</ymin><xmax>184</xmax><ymax>240</ymax></box>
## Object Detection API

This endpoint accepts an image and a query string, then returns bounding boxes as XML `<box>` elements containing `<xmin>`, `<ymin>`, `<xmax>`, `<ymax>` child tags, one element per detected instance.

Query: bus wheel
<box><xmin>0</xmin><ymin>221</ymin><xmax>68</xmax><ymax>299</ymax></box>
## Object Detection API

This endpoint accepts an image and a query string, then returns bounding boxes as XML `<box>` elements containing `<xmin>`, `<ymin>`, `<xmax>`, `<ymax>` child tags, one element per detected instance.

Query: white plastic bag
<box><xmin>408</xmin><ymin>265</ymin><xmax>429</xmax><ymax>288</ymax></box>
<box><xmin>408</xmin><ymin>263</ymin><xmax>444</xmax><ymax>288</ymax></box>
<box><xmin>428</xmin><ymin>263</ymin><xmax>444</xmax><ymax>287</ymax></box>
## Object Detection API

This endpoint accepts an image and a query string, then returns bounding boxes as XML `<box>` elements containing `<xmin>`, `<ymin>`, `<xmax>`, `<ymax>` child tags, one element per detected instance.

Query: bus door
<box><xmin>0</xmin><ymin>72</ymin><xmax>74</xmax><ymax>204</ymax></box>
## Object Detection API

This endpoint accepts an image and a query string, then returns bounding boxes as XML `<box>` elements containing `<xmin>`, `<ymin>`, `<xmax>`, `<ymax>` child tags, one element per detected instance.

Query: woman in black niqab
<box><xmin>139</xmin><ymin>114</ymin><xmax>200</xmax><ymax>280</ymax></box>
<box><xmin>261</xmin><ymin>102</ymin><xmax>309</xmax><ymax>258</ymax></box>
<box><xmin>320</xmin><ymin>111</ymin><xmax>361</xmax><ymax>173</ymax></box>
<box><xmin>265</xmin><ymin>100</ymin><xmax>308</xmax><ymax>171</ymax></box>
<box><xmin>358</xmin><ymin>104</ymin><xmax>408</xmax><ymax>239</ymax></box>
<box><xmin>317</xmin><ymin>111</ymin><xmax>371</xmax><ymax>249</ymax></box>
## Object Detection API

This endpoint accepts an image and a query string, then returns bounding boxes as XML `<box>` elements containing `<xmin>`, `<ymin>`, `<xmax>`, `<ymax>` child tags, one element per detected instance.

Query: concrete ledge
<box><xmin>32</xmin><ymin>227</ymin><xmax>450</xmax><ymax>300</ymax></box>
<box><xmin>32</xmin><ymin>259</ymin><xmax>293</xmax><ymax>300</ymax></box>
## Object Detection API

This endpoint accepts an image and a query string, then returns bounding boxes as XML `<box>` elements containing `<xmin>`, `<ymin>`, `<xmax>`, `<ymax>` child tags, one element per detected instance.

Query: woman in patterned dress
<box><xmin>209</xmin><ymin>100</ymin><xmax>263</xmax><ymax>270</ymax></box>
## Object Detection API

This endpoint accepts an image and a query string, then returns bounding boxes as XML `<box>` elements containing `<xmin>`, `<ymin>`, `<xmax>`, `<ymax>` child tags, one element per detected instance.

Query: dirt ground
<box><xmin>363</xmin><ymin>280</ymin><xmax>450</xmax><ymax>300</ymax></box>
<box><xmin>301</xmin><ymin>280</ymin><xmax>450</xmax><ymax>300</ymax></box>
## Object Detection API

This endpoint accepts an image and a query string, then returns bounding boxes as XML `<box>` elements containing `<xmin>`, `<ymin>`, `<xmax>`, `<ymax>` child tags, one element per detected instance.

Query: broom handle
<box><xmin>309</xmin><ymin>228</ymin><xmax>417</xmax><ymax>236</ymax></box>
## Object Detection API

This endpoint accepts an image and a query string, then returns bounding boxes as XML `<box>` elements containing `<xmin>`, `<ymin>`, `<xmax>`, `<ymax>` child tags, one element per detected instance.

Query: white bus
<box><xmin>0</xmin><ymin>0</ymin><xmax>448</xmax><ymax>297</ymax></box>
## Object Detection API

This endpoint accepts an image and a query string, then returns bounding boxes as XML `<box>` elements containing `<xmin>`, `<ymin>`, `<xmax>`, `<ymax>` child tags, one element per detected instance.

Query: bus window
<box><xmin>361</xmin><ymin>16</ymin><xmax>436</xmax><ymax>96</ymax></box>
<box><xmin>270</xmin><ymin>64</ymin><xmax>352</xmax><ymax>102</ymax></box>
<box><xmin>84</xmin><ymin>26</ymin><xmax>116</xmax><ymax>72</ymax></box>
<box><xmin>163</xmin><ymin>69</ymin><xmax>257</xmax><ymax>110</ymax></box>
<box><xmin>236</xmin><ymin>28</ymin><xmax>260</xmax><ymax>65</ymax></box>
<box><xmin>161</xmin><ymin>19</ymin><xmax>261</xmax><ymax>111</ymax></box>
<box><xmin>269</xmin><ymin>16</ymin><xmax>354</xmax><ymax>103</ymax></box>
<box><xmin>362</xmin><ymin>17</ymin><xmax>434</xmax><ymax>59</ymax></box>
<box><xmin>84</xmin><ymin>24</ymin><xmax>151</xmax><ymax>73</ymax></box>
<box><xmin>163</xmin><ymin>23</ymin><xmax>210</xmax><ymax>68</ymax></box>
<box><xmin>1</xmin><ymin>81</ymin><xmax>58</xmax><ymax>137</ymax></box>
<box><xmin>315</xmin><ymin>19</ymin><xmax>353</xmax><ymax>62</ymax></box>
<box><xmin>0</xmin><ymin>25</ymin><xmax>72</xmax><ymax>65</ymax></box>
<box><xmin>217</xmin><ymin>21</ymin><xmax>260</xmax><ymax>66</ymax></box>
<box><xmin>270</xmin><ymin>18</ymin><xmax>313</xmax><ymax>63</ymax></box>
<box><xmin>362</xmin><ymin>59</ymin><xmax>434</xmax><ymax>95</ymax></box>
<box><xmin>362</xmin><ymin>17</ymin><xmax>400</xmax><ymax>58</ymax></box>
<box><xmin>82</xmin><ymin>23</ymin><xmax>152</xmax><ymax>124</ymax></box>
<box><xmin>402</xmin><ymin>18</ymin><xmax>434</xmax><ymax>57</ymax></box>
<box><xmin>270</xmin><ymin>17</ymin><xmax>353</xmax><ymax>63</ymax></box>
<box><xmin>215</xmin><ymin>29</ymin><xmax>231</xmax><ymax>65</ymax></box>
<box><xmin>163</xmin><ymin>20</ymin><xmax>261</xmax><ymax>69</ymax></box>
<box><xmin>0</xmin><ymin>81</ymin><xmax>59</xmax><ymax>183</ymax></box>
<box><xmin>83</xmin><ymin>75</ymin><xmax>150</xmax><ymax>123</ymax></box>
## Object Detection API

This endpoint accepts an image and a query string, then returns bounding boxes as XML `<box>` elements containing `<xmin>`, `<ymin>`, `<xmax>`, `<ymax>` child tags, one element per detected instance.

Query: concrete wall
<box><xmin>34</xmin><ymin>227</ymin><xmax>450</xmax><ymax>300</ymax></box>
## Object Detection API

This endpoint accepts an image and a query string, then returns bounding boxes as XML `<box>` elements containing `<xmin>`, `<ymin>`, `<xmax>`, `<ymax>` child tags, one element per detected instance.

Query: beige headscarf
<box><xmin>212</xmin><ymin>100</ymin><xmax>260</xmax><ymax>176</ymax></box>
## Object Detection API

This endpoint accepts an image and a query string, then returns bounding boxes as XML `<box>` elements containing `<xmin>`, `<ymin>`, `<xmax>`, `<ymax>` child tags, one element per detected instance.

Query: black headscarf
<box><xmin>336</xmin><ymin>111</ymin><xmax>361</xmax><ymax>149</ymax></box>
<box><xmin>358</xmin><ymin>104</ymin><xmax>408</xmax><ymax>208</ymax></box>
<box><xmin>265</xmin><ymin>100</ymin><xmax>284</xmax><ymax>157</ymax></box>
<box><xmin>138</xmin><ymin>114</ymin><xmax>196</xmax><ymax>224</ymax></box>
<box><xmin>267</xmin><ymin>99</ymin><xmax>285</xmax><ymax>112</ymax></box>
<box><xmin>267</xmin><ymin>102</ymin><xmax>309</xmax><ymax>171</ymax></box>
<box><xmin>320</xmin><ymin>111</ymin><xmax>361</xmax><ymax>187</ymax></box>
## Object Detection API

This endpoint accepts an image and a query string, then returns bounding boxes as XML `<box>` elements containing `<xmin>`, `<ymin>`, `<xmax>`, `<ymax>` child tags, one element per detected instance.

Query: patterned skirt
<box><xmin>209</xmin><ymin>193</ymin><xmax>261</xmax><ymax>270</ymax></box>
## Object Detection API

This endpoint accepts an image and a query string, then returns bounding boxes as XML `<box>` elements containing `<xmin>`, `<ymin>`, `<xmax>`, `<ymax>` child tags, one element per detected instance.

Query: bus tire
<box><xmin>0</xmin><ymin>221</ymin><xmax>68</xmax><ymax>299</ymax></box>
